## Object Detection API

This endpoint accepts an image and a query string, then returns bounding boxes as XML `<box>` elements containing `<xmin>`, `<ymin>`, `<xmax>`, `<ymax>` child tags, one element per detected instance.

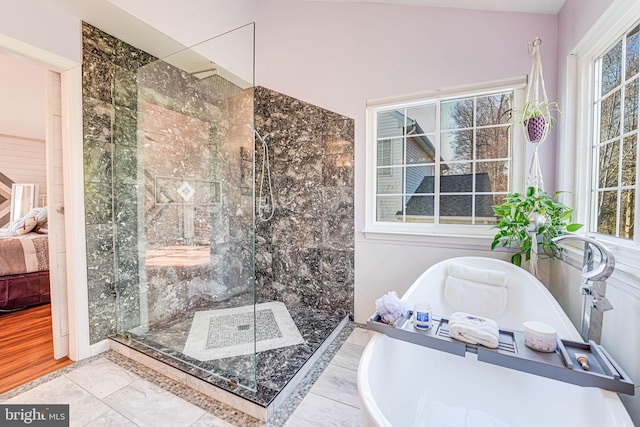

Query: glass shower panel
<box><xmin>112</xmin><ymin>23</ymin><xmax>257</xmax><ymax>389</ymax></box>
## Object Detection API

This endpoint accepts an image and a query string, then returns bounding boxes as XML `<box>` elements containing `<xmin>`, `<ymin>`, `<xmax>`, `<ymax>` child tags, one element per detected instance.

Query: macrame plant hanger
<box><xmin>524</xmin><ymin>37</ymin><xmax>551</xmax><ymax>278</ymax></box>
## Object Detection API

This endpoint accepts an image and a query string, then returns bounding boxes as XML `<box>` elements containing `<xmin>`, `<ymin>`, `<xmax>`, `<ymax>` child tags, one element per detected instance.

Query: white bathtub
<box><xmin>358</xmin><ymin>257</ymin><xmax>633</xmax><ymax>427</ymax></box>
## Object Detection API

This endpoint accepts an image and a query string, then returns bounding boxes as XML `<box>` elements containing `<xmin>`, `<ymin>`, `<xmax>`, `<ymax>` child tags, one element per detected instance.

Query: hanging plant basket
<box><xmin>490</xmin><ymin>37</ymin><xmax>571</xmax><ymax>278</ymax></box>
<box><xmin>524</xmin><ymin>116</ymin><xmax>547</xmax><ymax>142</ymax></box>
<box><xmin>510</xmin><ymin>100</ymin><xmax>560</xmax><ymax>144</ymax></box>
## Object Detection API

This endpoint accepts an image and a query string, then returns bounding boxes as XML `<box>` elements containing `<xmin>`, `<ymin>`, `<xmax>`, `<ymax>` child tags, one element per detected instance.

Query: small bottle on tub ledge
<box><xmin>413</xmin><ymin>303</ymin><xmax>432</xmax><ymax>330</ymax></box>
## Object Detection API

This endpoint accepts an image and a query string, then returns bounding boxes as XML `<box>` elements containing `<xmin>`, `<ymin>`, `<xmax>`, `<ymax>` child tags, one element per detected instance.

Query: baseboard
<box><xmin>89</xmin><ymin>339</ymin><xmax>110</xmax><ymax>357</ymax></box>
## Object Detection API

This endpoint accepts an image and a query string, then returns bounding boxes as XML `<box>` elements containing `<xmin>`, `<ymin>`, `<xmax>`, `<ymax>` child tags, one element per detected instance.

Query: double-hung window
<box><xmin>591</xmin><ymin>24</ymin><xmax>639</xmax><ymax>242</ymax></box>
<box><xmin>366</xmin><ymin>79</ymin><xmax>526</xmax><ymax>237</ymax></box>
<box><xmin>572</xmin><ymin>4</ymin><xmax>640</xmax><ymax>270</ymax></box>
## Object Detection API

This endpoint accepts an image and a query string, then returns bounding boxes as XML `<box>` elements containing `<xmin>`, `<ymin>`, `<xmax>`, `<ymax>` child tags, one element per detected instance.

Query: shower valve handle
<box><xmin>592</xmin><ymin>296</ymin><xmax>613</xmax><ymax>312</ymax></box>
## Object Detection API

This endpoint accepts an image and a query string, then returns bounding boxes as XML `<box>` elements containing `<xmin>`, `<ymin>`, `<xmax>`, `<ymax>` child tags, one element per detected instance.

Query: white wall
<box><xmin>0</xmin><ymin>0</ymin><xmax>81</xmax><ymax>65</ymax></box>
<box><xmin>0</xmin><ymin>51</ymin><xmax>48</xmax><ymax>221</ymax></box>
<box><xmin>107</xmin><ymin>0</ymin><xmax>257</xmax><ymax>47</ymax></box>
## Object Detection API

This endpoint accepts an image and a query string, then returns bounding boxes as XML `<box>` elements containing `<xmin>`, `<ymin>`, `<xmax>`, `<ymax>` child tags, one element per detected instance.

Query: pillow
<box><xmin>35</xmin><ymin>220</ymin><xmax>48</xmax><ymax>234</ymax></box>
<box><xmin>443</xmin><ymin>263</ymin><xmax>508</xmax><ymax>319</ymax></box>
<box><xmin>35</xmin><ymin>207</ymin><xmax>48</xmax><ymax>230</ymax></box>
<box><xmin>9</xmin><ymin>214</ymin><xmax>38</xmax><ymax>235</ymax></box>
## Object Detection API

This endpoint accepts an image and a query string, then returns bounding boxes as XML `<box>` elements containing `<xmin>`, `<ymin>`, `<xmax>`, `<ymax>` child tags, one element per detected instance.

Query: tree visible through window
<box><xmin>374</xmin><ymin>90</ymin><xmax>513</xmax><ymax>226</ymax></box>
<box><xmin>593</xmin><ymin>24</ymin><xmax>638</xmax><ymax>239</ymax></box>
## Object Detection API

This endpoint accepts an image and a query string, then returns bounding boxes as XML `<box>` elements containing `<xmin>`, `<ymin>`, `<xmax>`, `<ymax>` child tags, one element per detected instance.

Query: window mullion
<box><xmin>403</xmin><ymin>110</ymin><xmax>408</xmax><ymax>223</ymax></box>
<box><xmin>435</xmin><ymin>99</ymin><xmax>441</xmax><ymax>225</ymax></box>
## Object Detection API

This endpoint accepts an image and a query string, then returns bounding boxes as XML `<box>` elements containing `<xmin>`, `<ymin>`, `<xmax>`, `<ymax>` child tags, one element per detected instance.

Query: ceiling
<box><xmin>39</xmin><ymin>0</ymin><xmax>567</xmax><ymax>64</ymax></box>
<box><xmin>305</xmin><ymin>0</ymin><xmax>568</xmax><ymax>15</ymax></box>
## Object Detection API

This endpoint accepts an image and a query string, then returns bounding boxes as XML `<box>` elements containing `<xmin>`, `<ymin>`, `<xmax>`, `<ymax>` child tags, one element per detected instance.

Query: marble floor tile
<box><xmin>309</xmin><ymin>364</ymin><xmax>360</xmax><ymax>409</ymax></box>
<box><xmin>190</xmin><ymin>412</ymin><xmax>234</xmax><ymax>426</ymax></box>
<box><xmin>4</xmin><ymin>376</ymin><xmax>111</xmax><ymax>426</ymax></box>
<box><xmin>286</xmin><ymin>392</ymin><xmax>361</xmax><ymax>427</ymax></box>
<box><xmin>345</xmin><ymin>327</ymin><xmax>376</xmax><ymax>347</ymax></box>
<box><xmin>102</xmin><ymin>379</ymin><xmax>205</xmax><ymax>427</ymax></box>
<box><xmin>65</xmin><ymin>358</ymin><xmax>139</xmax><ymax>399</ymax></box>
<box><xmin>330</xmin><ymin>342</ymin><xmax>364</xmax><ymax>371</ymax></box>
<box><xmin>84</xmin><ymin>409</ymin><xmax>137</xmax><ymax>426</ymax></box>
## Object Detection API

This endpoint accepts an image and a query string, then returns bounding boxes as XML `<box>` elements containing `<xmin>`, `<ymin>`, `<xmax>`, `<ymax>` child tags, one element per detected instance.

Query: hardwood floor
<box><xmin>0</xmin><ymin>304</ymin><xmax>73</xmax><ymax>394</ymax></box>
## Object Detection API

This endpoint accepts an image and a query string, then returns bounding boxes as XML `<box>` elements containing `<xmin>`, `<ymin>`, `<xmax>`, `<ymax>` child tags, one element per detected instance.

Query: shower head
<box><xmin>189</xmin><ymin>67</ymin><xmax>218</xmax><ymax>79</ymax></box>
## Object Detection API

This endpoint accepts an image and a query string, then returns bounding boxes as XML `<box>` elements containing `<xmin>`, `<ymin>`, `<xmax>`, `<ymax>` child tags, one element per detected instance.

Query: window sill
<box><xmin>362</xmin><ymin>228</ymin><xmax>496</xmax><ymax>249</ymax></box>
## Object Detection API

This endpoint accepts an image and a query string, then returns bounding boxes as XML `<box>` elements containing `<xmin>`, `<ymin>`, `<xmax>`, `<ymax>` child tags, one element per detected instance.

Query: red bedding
<box><xmin>0</xmin><ymin>271</ymin><xmax>50</xmax><ymax>310</ymax></box>
<box><xmin>0</xmin><ymin>231</ymin><xmax>50</xmax><ymax>310</ymax></box>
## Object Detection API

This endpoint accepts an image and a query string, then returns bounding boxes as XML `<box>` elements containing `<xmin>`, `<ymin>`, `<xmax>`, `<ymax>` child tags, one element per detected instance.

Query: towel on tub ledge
<box><xmin>448</xmin><ymin>312</ymin><xmax>499</xmax><ymax>349</ymax></box>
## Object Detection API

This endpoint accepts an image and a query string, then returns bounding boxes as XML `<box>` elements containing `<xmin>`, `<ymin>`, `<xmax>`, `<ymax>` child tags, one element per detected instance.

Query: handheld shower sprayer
<box><xmin>254</xmin><ymin>130</ymin><xmax>275</xmax><ymax>221</ymax></box>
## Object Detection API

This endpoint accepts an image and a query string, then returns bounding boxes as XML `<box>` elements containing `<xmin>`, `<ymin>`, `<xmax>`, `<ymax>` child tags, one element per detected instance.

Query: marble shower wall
<box><xmin>83</xmin><ymin>24</ymin><xmax>353</xmax><ymax>344</ymax></box>
<box><xmin>82</xmin><ymin>23</ymin><xmax>156</xmax><ymax>343</ymax></box>
<box><xmin>84</xmin><ymin>23</ymin><xmax>256</xmax><ymax>342</ymax></box>
<box><xmin>254</xmin><ymin>87</ymin><xmax>355</xmax><ymax>315</ymax></box>
<box><xmin>133</xmin><ymin>61</ymin><xmax>254</xmax><ymax>327</ymax></box>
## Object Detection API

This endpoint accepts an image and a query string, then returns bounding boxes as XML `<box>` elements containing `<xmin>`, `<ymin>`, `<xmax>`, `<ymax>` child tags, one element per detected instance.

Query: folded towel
<box><xmin>448</xmin><ymin>312</ymin><xmax>499</xmax><ymax>349</ymax></box>
<box><xmin>444</xmin><ymin>263</ymin><xmax>508</xmax><ymax>318</ymax></box>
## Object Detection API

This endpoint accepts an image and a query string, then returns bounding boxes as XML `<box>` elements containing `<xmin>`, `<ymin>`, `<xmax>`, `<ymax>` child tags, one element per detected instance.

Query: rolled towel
<box><xmin>448</xmin><ymin>312</ymin><xmax>499</xmax><ymax>349</ymax></box>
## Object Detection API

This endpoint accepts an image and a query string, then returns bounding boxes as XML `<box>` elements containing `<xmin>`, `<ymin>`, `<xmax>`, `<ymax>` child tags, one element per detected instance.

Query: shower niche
<box><xmin>105</xmin><ymin>22</ymin><xmax>354</xmax><ymax>421</ymax></box>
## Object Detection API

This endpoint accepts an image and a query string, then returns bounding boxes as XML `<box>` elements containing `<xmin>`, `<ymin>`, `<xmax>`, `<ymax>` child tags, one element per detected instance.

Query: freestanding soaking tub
<box><xmin>358</xmin><ymin>257</ymin><xmax>633</xmax><ymax>426</ymax></box>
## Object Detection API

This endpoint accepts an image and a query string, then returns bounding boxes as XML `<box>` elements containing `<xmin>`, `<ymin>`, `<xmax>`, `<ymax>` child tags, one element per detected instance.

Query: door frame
<box><xmin>0</xmin><ymin>33</ymin><xmax>90</xmax><ymax>361</ymax></box>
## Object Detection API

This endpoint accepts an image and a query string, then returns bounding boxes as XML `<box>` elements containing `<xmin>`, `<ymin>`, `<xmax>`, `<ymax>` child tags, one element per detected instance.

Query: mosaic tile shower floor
<box><xmin>112</xmin><ymin>293</ymin><xmax>347</xmax><ymax>408</ymax></box>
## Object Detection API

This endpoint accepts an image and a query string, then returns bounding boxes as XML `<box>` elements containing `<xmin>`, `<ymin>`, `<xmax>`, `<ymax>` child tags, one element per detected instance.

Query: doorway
<box><xmin>0</xmin><ymin>36</ymin><xmax>89</xmax><ymax>377</ymax></box>
<box><xmin>0</xmin><ymin>51</ymin><xmax>74</xmax><ymax>388</ymax></box>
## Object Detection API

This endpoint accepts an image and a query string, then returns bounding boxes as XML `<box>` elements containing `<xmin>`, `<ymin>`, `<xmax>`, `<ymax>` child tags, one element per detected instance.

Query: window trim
<box><xmin>365</xmin><ymin>77</ymin><xmax>527</xmax><ymax>240</ymax></box>
<box><xmin>570</xmin><ymin>0</ymin><xmax>640</xmax><ymax>272</ymax></box>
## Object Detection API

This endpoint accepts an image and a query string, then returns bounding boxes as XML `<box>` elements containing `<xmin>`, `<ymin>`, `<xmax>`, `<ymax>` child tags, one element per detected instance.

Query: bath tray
<box><xmin>367</xmin><ymin>312</ymin><xmax>635</xmax><ymax>395</ymax></box>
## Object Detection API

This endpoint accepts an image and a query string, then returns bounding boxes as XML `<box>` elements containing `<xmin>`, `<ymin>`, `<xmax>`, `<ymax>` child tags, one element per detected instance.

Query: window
<box><xmin>591</xmin><ymin>24</ymin><xmax>639</xmax><ymax>240</ymax></box>
<box><xmin>366</xmin><ymin>79</ymin><xmax>525</xmax><ymax>237</ymax></box>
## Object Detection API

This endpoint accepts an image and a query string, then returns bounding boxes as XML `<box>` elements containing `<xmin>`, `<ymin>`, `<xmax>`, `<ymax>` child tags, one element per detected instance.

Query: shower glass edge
<box><xmin>112</xmin><ymin>23</ymin><xmax>257</xmax><ymax>390</ymax></box>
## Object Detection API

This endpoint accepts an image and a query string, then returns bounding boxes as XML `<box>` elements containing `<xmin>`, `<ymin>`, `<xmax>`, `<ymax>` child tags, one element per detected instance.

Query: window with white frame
<box><xmin>591</xmin><ymin>23</ymin><xmax>639</xmax><ymax>241</ymax></box>
<box><xmin>367</xmin><ymin>80</ymin><xmax>525</xmax><ymax>235</ymax></box>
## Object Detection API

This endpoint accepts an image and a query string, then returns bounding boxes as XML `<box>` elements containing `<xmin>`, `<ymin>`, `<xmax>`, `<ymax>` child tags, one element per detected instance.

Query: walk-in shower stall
<box><xmin>109</xmin><ymin>23</ymin><xmax>349</xmax><ymax>417</ymax></box>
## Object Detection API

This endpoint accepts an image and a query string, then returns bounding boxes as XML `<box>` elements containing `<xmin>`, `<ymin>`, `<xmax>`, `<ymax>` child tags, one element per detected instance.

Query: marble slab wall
<box><xmin>254</xmin><ymin>87</ymin><xmax>355</xmax><ymax>315</ymax></box>
<box><xmin>83</xmin><ymin>25</ymin><xmax>353</xmax><ymax>344</ymax></box>
<box><xmin>83</xmin><ymin>23</ymin><xmax>255</xmax><ymax>342</ymax></box>
<box><xmin>82</xmin><ymin>23</ymin><xmax>156</xmax><ymax>343</ymax></box>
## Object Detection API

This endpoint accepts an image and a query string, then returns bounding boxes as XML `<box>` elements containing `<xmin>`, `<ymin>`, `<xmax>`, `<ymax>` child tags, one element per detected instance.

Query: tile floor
<box><xmin>0</xmin><ymin>326</ymin><xmax>376</xmax><ymax>427</ymax></box>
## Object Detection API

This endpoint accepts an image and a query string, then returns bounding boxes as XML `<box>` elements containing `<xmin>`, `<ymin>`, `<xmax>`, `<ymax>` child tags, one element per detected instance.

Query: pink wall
<box><xmin>555</xmin><ymin>0</ymin><xmax>614</xmax><ymax>190</ymax></box>
<box><xmin>255</xmin><ymin>0</ymin><xmax>558</xmax><ymax>239</ymax></box>
<box><xmin>0</xmin><ymin>52</ymin><xmax>46</xmax><ymax>140</ymax></box>
<box><xmin>557</xmin><ymin>0</ymin><xmax>614</xmax><ymax>57</ymax></box>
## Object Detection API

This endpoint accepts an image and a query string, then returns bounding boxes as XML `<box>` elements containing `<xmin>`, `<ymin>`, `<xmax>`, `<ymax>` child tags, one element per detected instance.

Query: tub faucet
<box><xmin>551</xmin><ymin>235</ymin><xmax>615</xmax><ymax>344</ymax></box>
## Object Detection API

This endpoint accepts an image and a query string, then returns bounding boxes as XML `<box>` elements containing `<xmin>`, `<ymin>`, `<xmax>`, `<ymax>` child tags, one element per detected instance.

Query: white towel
<box><xmin>444</xmin><ymin>263</ymin><xmax>508</xmax><ymax>318</ymax></box>
<box><xmin>448</xmin><ymin>312</ymin><xmax>500</xmax><ymax>349</ymax></box>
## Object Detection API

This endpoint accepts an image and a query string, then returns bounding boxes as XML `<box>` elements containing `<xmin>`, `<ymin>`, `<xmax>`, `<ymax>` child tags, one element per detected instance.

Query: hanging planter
<box><xmin>514</xmin><ymin>100</ymin><xmax>561</xmax><ymax>143</ymax></box>
<box><xmin>490</xmin><ymin>37</ymin><xmax>575</xmax><ymax>278</ymax></box>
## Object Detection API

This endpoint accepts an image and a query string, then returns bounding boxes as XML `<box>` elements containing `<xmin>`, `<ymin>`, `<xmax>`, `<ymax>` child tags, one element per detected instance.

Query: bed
<box><xmin>0</xmin><ymin>209</ymin><xmax>50</xmax><ymax>312</ymax></box>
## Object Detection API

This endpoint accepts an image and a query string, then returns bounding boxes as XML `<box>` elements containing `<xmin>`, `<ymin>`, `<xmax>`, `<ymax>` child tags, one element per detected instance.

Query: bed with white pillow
<box><xmin>0</xmin><ymin>207</ymin><xmax>50</xmax><ymax>311</ymax></box>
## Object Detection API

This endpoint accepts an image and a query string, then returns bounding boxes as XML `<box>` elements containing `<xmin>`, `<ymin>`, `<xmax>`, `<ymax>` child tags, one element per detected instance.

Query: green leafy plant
<box><xmin>510</xmin><ymin>100</ymin><xmax>561</xmax><ymax>129</ymax></box>
<box><xmin>491</xmin><ymin>187</ymin><xmax>583</xmax><ymax>267</ymax></box>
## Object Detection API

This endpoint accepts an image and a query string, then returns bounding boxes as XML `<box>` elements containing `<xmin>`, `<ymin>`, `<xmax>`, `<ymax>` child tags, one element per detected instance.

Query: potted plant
<box><xmin>490</xmin><ymin>186</ymin><xmax>583</xmax><ymax>267</ymax></box>
<box><xmin>510</xmin><ymin>101</ymin><xmax>561</xmax><ymax>142</ymax></box>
